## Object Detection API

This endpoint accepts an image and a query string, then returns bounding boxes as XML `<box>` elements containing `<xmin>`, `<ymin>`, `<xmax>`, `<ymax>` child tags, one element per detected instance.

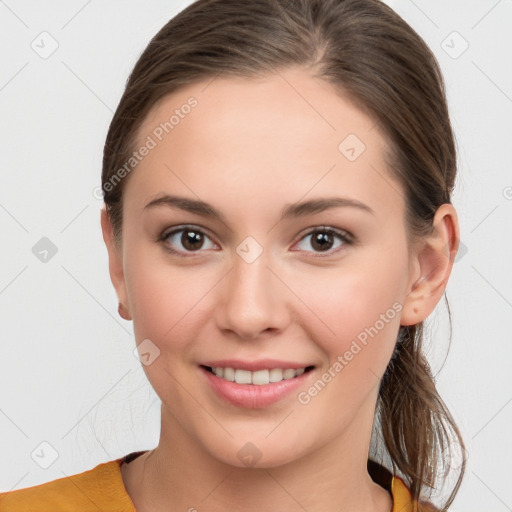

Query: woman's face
<box><xmin>109</xmin><ymin>67</ymin><xmax>422</xmax><ymax>468</ymax></box>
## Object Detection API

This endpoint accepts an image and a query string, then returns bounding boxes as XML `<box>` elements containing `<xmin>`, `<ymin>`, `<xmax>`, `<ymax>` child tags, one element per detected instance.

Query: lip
<box><xmin>200</xmin><ymin>359</ymin><xmax>311</xmax><ymax>371</ymax></box>
<box><xmin>199</xmin><ymin>364</ymin><xmax>314</xmax><ymax>409</ymax></box>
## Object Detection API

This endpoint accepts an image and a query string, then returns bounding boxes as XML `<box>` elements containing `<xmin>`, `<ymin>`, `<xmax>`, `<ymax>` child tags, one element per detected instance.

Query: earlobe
<box><xmin>100</xmin><ymin>207</ymin><xmax>132</xmax><ymax>320</ymax></box>
<box><xmin>400</xmin><ymin>204</ymin><xmax>459</xmax><ymax>327</ymax></box>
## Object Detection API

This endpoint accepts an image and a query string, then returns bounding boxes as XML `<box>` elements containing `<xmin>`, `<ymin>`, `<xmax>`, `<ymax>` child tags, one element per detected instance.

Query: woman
<box><xmin>0</xmin><ymin>0</ymin><xmax>465</xmax><ymax>510</ymax></box>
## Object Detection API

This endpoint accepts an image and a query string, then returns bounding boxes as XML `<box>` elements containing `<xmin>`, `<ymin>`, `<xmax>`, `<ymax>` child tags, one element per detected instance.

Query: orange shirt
<box><xmin>0</xmin><ymin>452</ymin><xmax>417</xmax><ymax>511</ymax></box>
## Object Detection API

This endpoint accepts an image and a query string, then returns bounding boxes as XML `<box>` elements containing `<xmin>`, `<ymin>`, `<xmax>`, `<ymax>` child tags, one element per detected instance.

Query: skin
<box><xmin>101</xmin><ymin>67</ymin><xmax>459</xmax><ymax>512</ymax></box>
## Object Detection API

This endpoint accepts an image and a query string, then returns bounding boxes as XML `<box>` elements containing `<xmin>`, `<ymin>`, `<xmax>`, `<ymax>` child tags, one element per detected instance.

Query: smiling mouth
<box><xmin>201</xmin><ymin>365</ymin><xmax>315</xmax><ymax>385</ymax></box>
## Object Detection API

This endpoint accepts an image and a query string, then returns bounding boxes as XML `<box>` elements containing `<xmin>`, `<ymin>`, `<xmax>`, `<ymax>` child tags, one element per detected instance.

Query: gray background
<box><xmin>1</xmin><ymin>1</ymin><xmax>511</xmax><ymax>510</ymax></box>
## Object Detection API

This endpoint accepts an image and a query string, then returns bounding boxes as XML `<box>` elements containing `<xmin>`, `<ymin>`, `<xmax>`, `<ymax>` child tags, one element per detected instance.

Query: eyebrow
<box><xmin>143</xmin><ymin>194</ymin><xmax>375</xmax><ymax>221</ymax></box>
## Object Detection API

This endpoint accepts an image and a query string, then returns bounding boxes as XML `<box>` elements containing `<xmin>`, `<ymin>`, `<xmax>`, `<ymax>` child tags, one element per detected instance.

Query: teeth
<box><xmin>252</xmin><ymin>369</ymin><xmax>269</xmax><ymax>385</ymax></box>
<box><xmin>283</xmin><ymin>369</ymin><xmax>296</xmax><ymax>379</ymax></box>
<box><xmin>223</xmin><ymin>367</ymin><xmax>235</xmax><ymax>381</ymax></box>
<box><xmin>210</xmin><ymin>366</ymin><xmax>308</xmax><ymax>385</ymax></box>
<box><xmin>234</xmin><ymin>369</ymin><xmax>252</xmax><ymax>384</ymax></box>
<box><xmin>269</xmin><ymin>368</ymin><xmax>283</xmax><ymax>382</ymax></box>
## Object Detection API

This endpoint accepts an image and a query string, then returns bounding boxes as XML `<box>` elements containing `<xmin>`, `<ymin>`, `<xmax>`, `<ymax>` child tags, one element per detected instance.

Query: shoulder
<box><xmin>391</xmin><ymin>476</ymin><xmax>440</xmax><ymax>512</ymax></box>
<box><xmin>0</xmin><ymin>457</ymin><xmax>135</xmax><ymax>512</ymax></box>
<box><xmin>368</xmin><ymin>460</ymin><xmax>439</xmax><ymax>512</ymax></box>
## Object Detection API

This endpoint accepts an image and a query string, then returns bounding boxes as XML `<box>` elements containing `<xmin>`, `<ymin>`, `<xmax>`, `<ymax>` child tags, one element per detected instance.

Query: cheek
<box><xmin>294</xmin><ymin>274</ymin><xmax>402</xmax><ymax>423</ymax></box>
<box><xmin>124</xmin><ymin>243</ymin><xmax>192</xmax><ymax>344</ymax></box>
<box><xmin>124</xmin><ymin>253</ymin><xmax>206</xmax><ymax>407</ymax></box>
<box><xmin>306</xmin><ymin>255</ymin><xmax>405</xmax><ymax>315</ymax></box>
<box><xmin>289</xmin><ymin>252</ymin><xmax>406</xmax><ymax>371</ymax></box>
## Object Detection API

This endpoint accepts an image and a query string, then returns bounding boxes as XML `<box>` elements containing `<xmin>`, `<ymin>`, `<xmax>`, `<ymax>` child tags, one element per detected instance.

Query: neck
<box><xmin>125</xmin><ymin>402</ymin><xmax>392</xmax><ymax>512</ymax></box>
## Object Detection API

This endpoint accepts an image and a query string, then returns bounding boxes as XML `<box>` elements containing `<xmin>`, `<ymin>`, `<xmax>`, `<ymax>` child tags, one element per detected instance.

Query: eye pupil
<box><xmin>312</xmin><ymin>231</ymin><xmax>333</xmax><ymax>252</ymax></box>
<box><xmin>182</xmin><ymin>230</ymin><xmax>203</xmax><ymax>250</ymax></box>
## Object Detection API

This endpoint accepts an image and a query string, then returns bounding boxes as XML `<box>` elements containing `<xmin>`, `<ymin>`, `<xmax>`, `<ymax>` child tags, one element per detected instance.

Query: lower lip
<box><xmin>200</xmin><ymin>366</ymin><xmax>312</xmax><ymax>408</ymax></box>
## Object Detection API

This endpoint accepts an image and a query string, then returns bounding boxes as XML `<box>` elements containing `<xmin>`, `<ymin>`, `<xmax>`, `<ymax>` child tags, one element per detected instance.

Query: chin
<box><xmin>203</xmin><ymin>435</ymin><xmax>309</xmax><ymax>470</ymax></box>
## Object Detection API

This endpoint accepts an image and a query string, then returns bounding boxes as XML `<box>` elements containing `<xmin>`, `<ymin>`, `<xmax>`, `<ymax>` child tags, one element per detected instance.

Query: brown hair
<box><xmin>101</xmin><ymin>0</ymin><xmax>465</xmax><ymax>509</ymax></box>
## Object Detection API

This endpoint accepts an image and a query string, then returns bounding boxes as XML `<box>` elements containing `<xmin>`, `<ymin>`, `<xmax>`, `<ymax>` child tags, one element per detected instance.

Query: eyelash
<box><xmin>157</xmin><ymin>224</ymin><xmax>355</xmax><ymax>258</ymax></box>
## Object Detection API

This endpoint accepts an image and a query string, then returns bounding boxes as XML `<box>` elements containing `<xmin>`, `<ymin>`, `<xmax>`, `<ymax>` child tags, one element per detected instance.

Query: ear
<box><xmin>100</xmin><ymin>207</ymin><xmax>132</xmax><ymax>321</ymax></box>
<box><xmin>401</xmin><ymin>203</ymin><xmax>460</xmax><ymax>326</ymax></box>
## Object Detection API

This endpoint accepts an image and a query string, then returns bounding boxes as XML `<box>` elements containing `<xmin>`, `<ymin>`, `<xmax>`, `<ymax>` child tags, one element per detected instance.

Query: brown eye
<box><xmin>181</xmin><ymin>229</ymin><xmax>205</xmax><ymax>251</ymax></box>
<box><xmin>294</xmin><ymin>227</ymin><xmax>353</xmax><ymax>255</ymax></box>
<box><xmin>161</xmin><ymin>226</ymin><xmax>217</xmax><ymax>255</ymax></box>
<box><xmin>310</xmin><ymin>231</ymin><xmax>335</xmax><ymax>252</ymax></box>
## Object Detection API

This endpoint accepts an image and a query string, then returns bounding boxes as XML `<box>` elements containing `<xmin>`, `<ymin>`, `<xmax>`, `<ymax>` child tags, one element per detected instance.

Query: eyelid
<box><xmin>296</xmin><ymin>225</ymin><xmax>354</xmax><ymax>242</ymax></box>
<box><xmin>159</xmin><ymin>224</ymin><xmax>215</xmax><ymax>242</ymax></box>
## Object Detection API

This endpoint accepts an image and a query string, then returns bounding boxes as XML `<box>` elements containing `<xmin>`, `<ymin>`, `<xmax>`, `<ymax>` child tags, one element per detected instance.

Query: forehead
<box><xmin>126</xmin><ymin>68</ymin><xmax>403</xmax><ymax>220</ymax></box>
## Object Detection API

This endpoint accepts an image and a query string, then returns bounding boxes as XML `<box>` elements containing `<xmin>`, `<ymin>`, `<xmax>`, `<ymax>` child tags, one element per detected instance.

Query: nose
<box><xmin>215</xmin><ymin>248</ymin><xmax>290</xmax><ymax>340</ymax></box>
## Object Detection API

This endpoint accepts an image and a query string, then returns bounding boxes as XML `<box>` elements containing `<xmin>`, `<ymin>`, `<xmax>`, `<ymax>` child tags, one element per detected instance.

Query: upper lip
<box><xmin>200</xmin><ymin>359</ymin><xmax>314</xmax><ymax>371</ymax></box>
